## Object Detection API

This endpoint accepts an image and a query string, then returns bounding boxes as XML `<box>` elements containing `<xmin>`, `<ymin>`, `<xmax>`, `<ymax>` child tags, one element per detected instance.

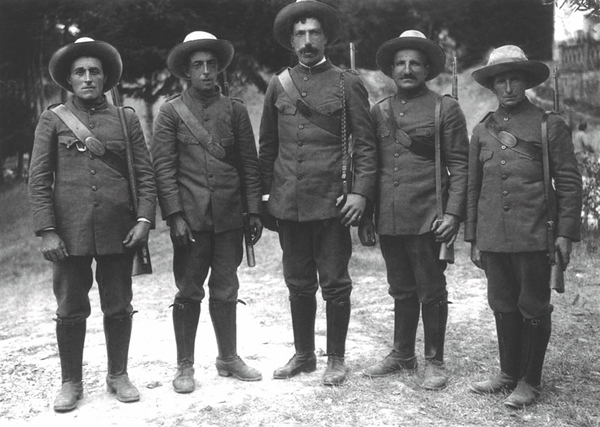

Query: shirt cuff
<box><xmin>262</xmin><ymin>194</ymin><xmax>270</xmax><ymax>201</ymax></box>
<box><xmin>137</xmin><ymin>218</ymin><xmax>151</xmax><ymax>224</ymax></box>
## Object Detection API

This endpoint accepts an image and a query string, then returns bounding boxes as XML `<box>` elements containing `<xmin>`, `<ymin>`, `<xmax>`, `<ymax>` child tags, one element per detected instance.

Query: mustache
<box><xmin>398</xmin><ymin>74</ymin><xmax>417</xmax><ymax>80</ymax></box>
<box><xmin>300</xmin><ymin>45</ymin><xmax>319</xmax><ymax>55</ymax></box>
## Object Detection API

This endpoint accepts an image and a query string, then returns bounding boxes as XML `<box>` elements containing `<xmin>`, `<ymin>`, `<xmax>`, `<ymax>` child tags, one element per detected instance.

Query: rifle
<box><xmin>340</xmin><ymin>43</ymin><xmax>356</xmax><ymax>201</ymax></box>
<box><xmin>545</xmin><ymin>66</ymin><xmax>564</xmax><ymax>293</ymax></box>
<box><xmin>222</xmin><ymin>70</ymin><xmax>256</xmax><ymax>267</ymax></box>
<box><xmin>110</xmin><ymin>86</ymin><xmax>153</xmax><ymax>276</ymax></box>
<box><xmin>435</xmin><ymin>56</ymin><xmax>459</xmax><ymax>263</ymax></box>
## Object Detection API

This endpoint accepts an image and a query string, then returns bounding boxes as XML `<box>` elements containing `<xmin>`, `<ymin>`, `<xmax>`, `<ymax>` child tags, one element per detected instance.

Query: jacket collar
<box><xmin>296</xmin><ymin>58</ymin><xmax>332</xmax><ymax>75</ymax></box>
<box><xmin>72</xmin><ymin>94</ymin><xmax>108</xmax><ymax>111</ymax></box>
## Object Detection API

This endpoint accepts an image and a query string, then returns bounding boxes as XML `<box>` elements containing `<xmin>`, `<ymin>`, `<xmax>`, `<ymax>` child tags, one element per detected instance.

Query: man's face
<box><xmin>290</xmin><ymin>18</ymin><xmax>327</xmax><ymax>67</ymax></box>
<box><xmin>492</xmin><ymin>70</ymin><xmax>528</xmax><ymax>109</ymax></box>
<box><xmin>391</xmin><ymin>49</ymin><xmax>430</xmax><ymax>92</ymax></box>
<box><xmin>185</xmin><ymin>50</ymin><xmax>219</xmax><ymax>95</ymax></box>
<box><xmin>67</xmin><ymin>56</ymin><xmax>106</xmax><ymax>102</ymax></box>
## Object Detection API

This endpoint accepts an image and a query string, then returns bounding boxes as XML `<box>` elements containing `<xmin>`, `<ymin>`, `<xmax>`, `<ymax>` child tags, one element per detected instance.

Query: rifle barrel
<box><xmin>553</xmin><ymin>67</ymin><xmax>560</xmax><ymax>112</ymax></box>
<box><xmin>349</xmin><ymin>42</ymin><xmax>356</xmax><ymax>70</ymax></box>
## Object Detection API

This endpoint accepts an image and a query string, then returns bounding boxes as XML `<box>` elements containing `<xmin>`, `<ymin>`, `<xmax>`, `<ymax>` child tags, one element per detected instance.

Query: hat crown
<box><xmin>183</xmin><ymin>31</ymin><xmax>217</xmax><ymax>43</ymax></box>
<box><xmin>399</xmin><ymin>30</ymin><xmax>427</xmax><ymax>39</ymax></box>
<box><xmin>487</xmin><ymin>45</ymin><xmax>529</xmax><ymax>67</ymax></box>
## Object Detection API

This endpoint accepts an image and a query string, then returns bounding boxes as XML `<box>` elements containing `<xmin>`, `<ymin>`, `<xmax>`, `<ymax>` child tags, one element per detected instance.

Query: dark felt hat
<box><xmin>167</xmin><ymin>31</ymin><xmax>234</xmax><ymax>79</ymax></box>
<box><xmin>376</xmin><ymin>30</ymin><xmax>446</xmax><ymax>80</ymax></box>
<box><xmin>49</xmin><ymin>37</ymin><xmax>122</xmax><ymax>93</ymax></box>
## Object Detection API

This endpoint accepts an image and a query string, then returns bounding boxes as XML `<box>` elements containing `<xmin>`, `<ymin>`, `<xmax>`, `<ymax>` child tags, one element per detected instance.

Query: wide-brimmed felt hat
<box><xmin>49</xmin><ymin>37</ymin><xmax>122</xmax><ymax>93</ymax></box>
<box><xmin>472</xmin><ymin>45</ymin><xmax>549</xmax><ymax>89</ymax></box>
<box><xmin>167</xmin><ymin>31</ymin><xmax>234</xmax><ymax>79</ymax></box>
<box><xmin>273</xmin><ymin>0</ymin><xmax>342</xmax><ymax>51</ymax></box>
<box><xmin>376</xmin><ymin>30</ymin><xmax>446</xmax><ymax>80</ymax></box>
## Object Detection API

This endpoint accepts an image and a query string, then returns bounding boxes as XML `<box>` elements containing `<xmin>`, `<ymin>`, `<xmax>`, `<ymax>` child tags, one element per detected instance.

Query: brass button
<box><xmin>501</xmin><ymin>160</ymin><xmax>506</xmax><ymax>165</ymax></box>
<box><xmin>93</xmin><ymin>202</ymin><xmax>99</xmax><ymax>207</ymax></box>
<box><xmin>92</xmin><ymin>186</ymin><xmax>98</xmax><ymax>191</ymax></box>
<box><xmin>399</xmin><ymin>112</ymin><xmax>405</xmax><ymax>117</ymax></box>
<box><xmin>299</xmin><ymin>125</ymin><xmax>304</xmax><ymax>130</ymax></box>
<box><xmin>502</xmin><ymin>175</ymin><xmax>507</xmax><ymax>180</ymax></box>
<box><xmin>394</xmin><ymin>153</ymin><xmax>400</xmax><ymax>158</ymax></box>
<box><xmin>503</xmin><ymin>206</ymin><xmax>509</xmax><ymax>211</ymax></box>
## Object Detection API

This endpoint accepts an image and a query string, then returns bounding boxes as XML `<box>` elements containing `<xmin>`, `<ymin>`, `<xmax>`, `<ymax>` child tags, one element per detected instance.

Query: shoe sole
<box><xmin>106</xmin><ymin>385</ymin><xmax>140</xmax><ymax>402</ymax></box>
<box><xmin>273</xmin><ymin>363</ymin><xmax>317</xmax><ymax>379</ymax></box>
<box><xmin>217</xmin><ymin>370</ymin><xmax>263</xmax><ymax>381</ymax></box>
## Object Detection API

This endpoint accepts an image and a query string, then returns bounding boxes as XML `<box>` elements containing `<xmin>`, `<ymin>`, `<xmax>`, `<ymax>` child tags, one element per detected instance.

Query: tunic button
<box><xmin>401</xmin><ymin>100</ymin><xmax>407</xmax><ymax>104</ymax></box>
<box><xmin>503</xmin><ymin>117</ymin><xmax>509</xmax><ymax>122</ymax></box>
<box><xmin>394</xmin><ymin>167</ymin><xmax>399</xmax><ymax>172</ymax></box>
<box><xmin>90</xmin><ymin>154</ymin><xmax>94</xmax><ymax>159</ymax></box>
<box><xmin>297</xmin><ymin>175</ymin><xmax>303</xmax><ymax>180</ymax></box>
<box><xmin>299</xmin><ymin>125</ymin><xmax>304</xmax><ymax>130</ymax></box>
<box><xmin>203</xmin><ymin>104</ymin><xmax>208</xmax><ymax>108</ymax></box>
<box><xmin>297</xmin><ymin>158</ymin><xmax>303</xmax><ymax>163</ymax></box>
<box><xmin>89</xmin><ymin>123</ymin><xmax>95</xmax><ymax>129</ymax></box>
<box><xmin>501</xmin><ymin>145</ymin><xmax>507</xmax><ymax>150</ymax></box>
<box><xmin>93</xmin><ymin>202</ymin><xmax>99</xmax><ymax>207</ymax></box>
<box><xmin>301</xmin><ymin>92</ymin><xmax>307</xmax><ymax>97</ymax></box>
<box><xmin>90</xmin><ymin>169</ymin><xmax>96</xmax><ymax>175</ymax></box>
<box><xmin>503</xmin><ymin>206</ymin><xmax>509</xmax><ymax>211</ymax></box>
<box><xmin>395</xmin><ymin>140</ymin><xmax>401</xmax><ymax>144</ymax></box>
<box><xmin>204</xmin><ymin>117</ymin><xmax>209</xmax><ymax>121</ymax></box>
<box><xmin>399</xmin><ymin>112</ymin><xmax>405</xmax><ymax>117</ymax></box>
<box><xmin>210</xmin><ymin>187</ymin><xmax>215</xmax><ymax>192</ymax></box>
<box><xmin>501</xmin><ymin>160</ymin><xmax>506</xmax><ymax>165</ymax></box>
<box><xmin>298</xmin><ymin>141</ymin><xmax>304</xmax><ymax>146</ymax></box>
<box><xmin>303</xmin><ymin>77</ymin><xmax>308</xmax><ymax>81</ymax></box>
<box><xmin>503</xmin><ymin>190</ymin><xmax>508</xmax><ymax>196</ymax></box>
<box><xmin>208</xmin><ymin>173</ymin><xmax>214</xmax><ymax>178</ymax></box>
<box><xmin>502</xmin><ymin>174</ymin><xmax>507</xmax><ymax>180</ymax></box>
<box><xmin>394</xmin><ymin>181</ymin><xmax>399</xmax><ymax>187</ymax></box>
<box><xmin>92</xmin><ymin>186</ymin><xmax>98</xmax><ymax>191</ymax></box>
<box><xmin>394</xmin><ymin>153</ymin><xmax>400</xmax><ymax>158</ymax></box>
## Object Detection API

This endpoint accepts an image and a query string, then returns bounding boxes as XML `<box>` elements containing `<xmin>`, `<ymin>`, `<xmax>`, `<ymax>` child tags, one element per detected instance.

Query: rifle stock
<box><xmin>110</xmin><ymin>87</ymin><xmax>152</xmax><ymax>276</ymax></box>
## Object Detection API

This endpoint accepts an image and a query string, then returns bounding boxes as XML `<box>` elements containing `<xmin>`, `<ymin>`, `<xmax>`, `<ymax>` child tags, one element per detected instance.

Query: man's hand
<box><xmin>555</xmin><ymin>236</ymin><xmax>573</xmax><ymax>271</ymax></box>
<box><xmin>167</xmin><ymin>213</ymin><xmax>195</xmax><ymax>248</ymax></box>
<box><xmin>123</xmin><ymin>221</ymin><xmax>151</xmax><ymax>250</ymax></box>
<box><xmin>470</xmin><ymin>242</ymin><xmax>483</xmax><ymax>269</ymax></box>
<box><xmin>358</xmin><ymin>218</ymin><xmax>377</xmax><ymax>246</ymax></box>
<box><xmin>247</xmin><ymin>214</ymin><xmax>263</xmax><ymax>245</ymax></box>
<box><xmin>337</xmin><ymin>193</ymin><xmax>366</xmax><ymax>227</ymax></box>
<box><xmin>261</xmin><ymin>201</ymin><xmax>279</xmax><ymax>232</ymax></box>
<box><xmin>431</xmin><ymin>213</ymin><xmax>460</xmax><ymax>245</ymax></box>
<box><xmin>41</xmin><ymin>230</ymin><xmax>69</xmax><ymax>262</ymax></box>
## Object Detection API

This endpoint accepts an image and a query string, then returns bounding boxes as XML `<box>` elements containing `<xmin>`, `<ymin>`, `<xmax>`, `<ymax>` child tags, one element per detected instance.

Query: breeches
<box><xmin>481</xmin><ymin>251</ymin><xmax>552</xmax><ymax>319</ymax></box>
<box><xmin>278</xmin><ymin>219</ymin><xmax>352</xmax><ymax>303</ymax></box>
<box><xmin>173</xmin><ymin>228</ymin><xmax>243</xmax><ymax>303</ymax></box>
<box><xmin>379</xmin><ymin>233</ymin><xmax>448</xmax><ymax>304</ymax></box>
<box><xmin>52</xmin><ymin>253</ymin><xmax>134</xmax><ymax>323</ymax></box>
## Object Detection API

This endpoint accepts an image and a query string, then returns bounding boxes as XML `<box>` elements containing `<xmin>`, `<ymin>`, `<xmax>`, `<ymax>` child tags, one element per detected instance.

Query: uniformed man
<box><xmin>151</xmin><ymin>31</ymin><xmax>263</xmax><ymax>393</ymax></box>
<box><xmin>259</xmin><ymin>0</ymin><xmax>377</xmax><ymax>386</ymax></box>
<box><xmin>466</xmin><ymin>45</ymin><xmax>582</xmax><ymax>408</ymax></box>
<box><xmin>28</xmin><ymin>37</ymin><xmax>156</xmax><ymax>411</ymax></box>
<box><xmin>359</xmin><ymin>30</ymin><xmax>469</xmax><ymax>390</ymax></box>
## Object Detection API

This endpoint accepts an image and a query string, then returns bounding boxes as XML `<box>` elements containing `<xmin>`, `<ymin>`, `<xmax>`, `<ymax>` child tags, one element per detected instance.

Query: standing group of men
<box><xmin>28</xmin><ymin>0</ymin><xmax>582</xmax><ymax>414</ymax></box>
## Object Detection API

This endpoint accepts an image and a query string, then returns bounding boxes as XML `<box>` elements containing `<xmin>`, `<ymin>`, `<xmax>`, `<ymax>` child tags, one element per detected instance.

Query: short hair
<box><xmin>579</xmin><ymin>122</ymin><xmax>588</xmax><ymax>131</ymax></box>
<box><xmin>289</xmin><ymin>14</ymin><xmax>329</xmax><ymax>39</ymax></box>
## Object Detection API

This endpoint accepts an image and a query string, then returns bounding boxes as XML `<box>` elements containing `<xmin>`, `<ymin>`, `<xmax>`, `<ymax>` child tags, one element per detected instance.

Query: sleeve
<box><xmin>345</xmin><ymin>72</ymin><xmax>378</xmax><ymax>201</ymax></box>
<box><xmin>28</xmin><ymin>111</ymin><xmax>58</xmax><ymax>235</ymax></box>
<box><xmin>126</xmin><ymin>109</ymin><xmax>157</xmax><ymax>225</ymax></box>
<box><xmin>464</xmin><ymin>128</ymin><xmax>483</xmax><ymax>242</ymax></box>
<box><xmin>549</xmin><ymin>116</ymin><xmax>582</xmax><ymax>241</ymax></box>
<box><xmin>361</xmin><ymin>105</ymin><xmax>383</xmax><ymax>222</ymax></box>
<box><xmin>258</xmin><ymin>76</ymin><xmax>280</xmax><ymax>196</ymax></box>
<box><xmin>150</xmin><ymin>103</ymin><xmax>183</xmax><ymax>220</ymax></box>
<box><xmin>441</xmin><ymin>96</ymin><xmax>469</xmax><ymax>220</ymax></box>
<box><xmin>233</xmin><ymin>102</ymin><xmax>262</xmax><ymax>215</ymax></box>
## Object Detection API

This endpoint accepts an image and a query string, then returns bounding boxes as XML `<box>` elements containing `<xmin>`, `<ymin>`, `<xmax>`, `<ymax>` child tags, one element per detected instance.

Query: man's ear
<box><xmin>183</xmin><ymin>65</ymin><xmax>191</xmax><ymax>79</ymax></box>
<box><xmin>425</xmin><ymin>64</ymin><xmax>431</xmax><ymax>79</ymax></box>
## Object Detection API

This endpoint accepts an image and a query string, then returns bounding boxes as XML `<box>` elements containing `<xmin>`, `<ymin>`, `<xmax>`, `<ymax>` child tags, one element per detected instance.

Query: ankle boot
<box><xmin>172</xmin><ymin>299</ymin><xmax>200</xmax><ymax>393</ymax></box>
<box><xmin>505</xmin><ymin>312</ymin><xmax>552</xmax><ymax>409</ymax></box>
<box><xmin>54</xmin><ymin>320</ymin><xmax>86</xmax><ymax>412</ymax></box>
<box><xmin>323</xmin><ymin>300</ymin><xmax>350</xmax><ymax>386</ymax></box>
<box><xmin>470</xmin><ymin>311</ymin><xmax>521</xmax><ymax>394</ymax></box>
<box><xmin>274</xmin><ymin>295</ymin><xmax>317</xmax><ymax>379</ymax></box>
<box><xmin>104</xmin><ymin>315</ymin><xmax>140</xmax><ymax>402</ymax></box>
<box><xmin>363</xmin><ymin>297</ymin><xmax>419</xmax><ymax>378</ymax></box>
<box><xmin>210</xmin><ymin>301</ymin><xmax>262</xmax><ymax>381</ymax></box>
<box><xmin>422</xmin><ymin>300</ymin><xmax>449</xmax><ymax>390</ymax></box>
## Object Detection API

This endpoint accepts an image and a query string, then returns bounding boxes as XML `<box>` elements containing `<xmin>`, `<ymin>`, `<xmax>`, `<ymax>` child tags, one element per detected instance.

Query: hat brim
<box><xmin>273</xmin><ymin>1</ymin><xmax>342</xmax><ymax>51</ymax></box>
<box><xmin>376</xmin><ymin>37</ymin><xmax>446</xmax><ymax>80</ymax></box>
<box><xmin>49</xmin><ymin>41</ymin><xmax>123</xmax><ymax>93</ymax></box>
<box><xmin>472</xmin><ymin>60</ymin><xmax>549</xmax><ymax>89</ymax></box>
<box><xmin>167</xmin><ymin>39</ymin><xmax>234</xmax><ymax>79</ymax></box>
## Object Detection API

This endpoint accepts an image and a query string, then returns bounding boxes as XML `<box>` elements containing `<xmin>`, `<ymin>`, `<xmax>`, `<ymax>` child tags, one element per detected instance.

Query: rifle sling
<box><xmin>50</xmin><ymin>105</ymin><xmax>128</xmax><ymax>179</ymax></box>
<box><xmin>168</xmin><ymin>97</ymin><xmax>227</xmax><ymax>160</ymax></box>
<box><xmin>484</xmin><ymin>114</ymin><xmax>542</xmax><ymax>162</ymax></box>
<box><xmin>541</xmin><ymin>112</ymin><xmax>556</xmax><ymax>264</ymax></box>
<box><xmin>278</xmin><ymin>69</ymin><xmax>341</xmax><ymax>137</ymax></box>
<box><xmin>434</xmin><ymin>95</ymin><xmax>444</xmax><ymax>221</ymax></box>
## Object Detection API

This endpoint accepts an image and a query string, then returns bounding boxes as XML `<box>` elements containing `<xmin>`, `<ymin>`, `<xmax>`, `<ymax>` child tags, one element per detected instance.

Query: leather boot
<box><xmin>470</xmin><ymin>311</ymin><xmax>521</xmax><ymax>394</ymax></box>
<box><xmin>53</xmin><ymin>320</ymin><xmax>86</xmax><ymax>412</ymax></box>
<box><xmin>505</xmin><ymin>312</ymin><xmax>552</xmax><ymax>409</ymax></box>
<box><xmin>363</xmin><ymin>297</ymin><xmax>419</xmax><ymax>378</ymax></box>
<box><xmin>422</xmin><ymin>300</ymin><xmax>449</xmax><ymax>390</ymax></box>
<box><xmin>104</xmin><ymin>315</ymin><xmax>140</xmax><ymax>402</ymax></box>
<box><xmin>210</xmin><ymin>301</ymin><xmax>262</xmax><ymax>381</ymax></box>
<box><xmin>172</xmin><ymin>298</ymin><xmax>200</xmax><ymax>393</ymax></box>
<box><xmin>274</xmin><ymin>295</ymin><xmax>317</xmax><ymax>379</ymax></box>
<box><xmin>323</xmin><ymin>300</ymin><xmax>350</xmax><ymax>386</ymax></box>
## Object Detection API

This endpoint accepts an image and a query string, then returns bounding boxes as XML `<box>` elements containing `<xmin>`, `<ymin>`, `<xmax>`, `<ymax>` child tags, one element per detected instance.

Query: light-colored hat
<box><xmin>376</xmin><ymin>30</ymin><xmax>446</xmax><ymax>80</ymax></box>
<box><xmin>273</xmin><ymin>0</ymin><xmax>342</xmax><ymax>51</ymax></box>
<box><xmin>49</xmin><ymin>37</ymin><xmax>122</xmax><ymax>93</ymax></box>
<box><xmin>167</xmin><ymin>31</ymin><xmax>234</xmax><ymax>79</ymax></box>
<box><xmin>472</xmin><ymin>45</ymin><xmax>549</xmax><ymax>89</ymax></box>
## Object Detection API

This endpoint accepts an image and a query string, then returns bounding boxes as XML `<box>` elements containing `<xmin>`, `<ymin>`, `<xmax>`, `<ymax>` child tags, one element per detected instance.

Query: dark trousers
<box><xmin>52</xmin><ymin>253</ymin><xmax>134</xmax><ymax>323</ymax></box>
<box><xmin>173</xmin><ymin>228</ymin><xmax>243</xmax><ymax>303</ymax></box>
<box><xmin>278</xmin><ymin>219</ymin><xmax>352</xmax><ymax>303</ymax></box>
<box><xmin>379</xmin><ymin>233</ymin><xmax>448</xmax><ymax>304</ymax></box>
<box><xmin>481</xmin><ymin>251</ymin><xmax>552</xmax><ymax>319</ymax></box>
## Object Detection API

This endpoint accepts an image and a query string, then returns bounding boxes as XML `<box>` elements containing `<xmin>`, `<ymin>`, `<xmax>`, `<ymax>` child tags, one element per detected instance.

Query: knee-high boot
<box><xmin>422</xmin><ymin>300</ymin><xmax>449</xmax><ymax>390</ymax></box>
<box><xmin>363</xmin><ymin>296</ymin><xmax>419</xmax><ymax>378</ymax></box>
<box><xmin>323</xmin><ymin>300</ymin><xmax>351</xmax><ymax>386</ymax></box>
<box><xmin>104</xmin><ymin>315</ymin><xmax>140</xmax><ymax>402</ymax></box>
<box><xmin>210</xmin><ymin>300</ymin><xmax>262</xmax><ymax>381</ymax></box>
<box><xmin>470</xmin><ymin>311</ymin><xmax>521</xmax><ymax>394</ymax></box>
<box><xmin>53</xmin><ymin>320</ymin><xmax>86</xmax><ymax>412</ymax></box>
<box><xmin>172</xmin><ymin>298</ymin><xmax>200</xmax><ymax>393</ymax></box>
<box><xmin>273</xmin><ymin>295</ymin><xmax>317</xmax><ymax>379</ymax></box>
<box><xmin>505</xmin><ymin>312</ymin><xmax>552</xmax><ymax>409</ymax></box>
